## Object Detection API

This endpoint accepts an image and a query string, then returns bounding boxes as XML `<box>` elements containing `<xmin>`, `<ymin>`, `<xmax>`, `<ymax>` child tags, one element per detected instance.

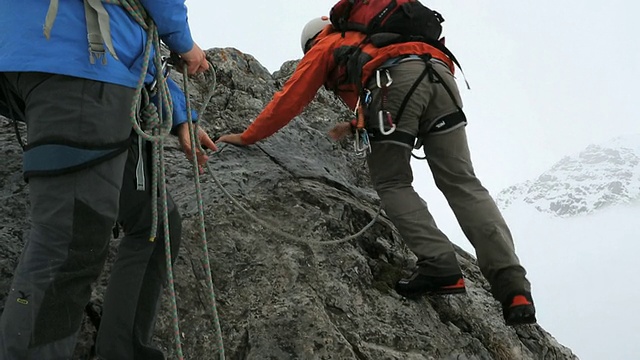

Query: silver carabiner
<box><xmin>148</xmin><ymin>56</ymin><xmax>173</xmax><ymax>93</ymax></box>
<box><xmin>376</xmin><ymin>69</ymin><xmax>393</xmax><ymax>88</ymax></box>
<box><xmin>378</xmin><ymin>110</ymin><xmax>396</xmax><ymax>135</ymax></box>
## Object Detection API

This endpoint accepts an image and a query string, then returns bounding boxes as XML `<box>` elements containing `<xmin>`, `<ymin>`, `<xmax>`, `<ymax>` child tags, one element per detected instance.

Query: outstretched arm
<box><xmin>218</xmin><ymin>44</ymin><xmax>334</xmax><ymax>146</ymax></box>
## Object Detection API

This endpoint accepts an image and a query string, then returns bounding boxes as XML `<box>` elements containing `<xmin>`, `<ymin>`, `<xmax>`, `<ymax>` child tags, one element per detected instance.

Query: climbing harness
<box><xmin>357</xmin><ymin>54</ymin><xmax>468</xmax><ymax>161</ymax></box>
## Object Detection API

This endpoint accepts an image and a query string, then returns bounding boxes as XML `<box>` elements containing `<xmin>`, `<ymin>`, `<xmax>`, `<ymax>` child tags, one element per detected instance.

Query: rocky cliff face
<box><xmin>496</xmin><ymin>135</ymin><xmax>640</xmax><ymax>217</ymax></box>
<box><xmin>0</xmin><ymin>48</ymin><xmax>576</xmax><ymax>359</ymax></box>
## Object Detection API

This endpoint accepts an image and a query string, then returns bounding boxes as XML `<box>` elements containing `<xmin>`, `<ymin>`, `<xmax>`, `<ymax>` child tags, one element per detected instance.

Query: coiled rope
<box><xmin>110</xmin><ymin>1</ymin><xmax>224</xmax><ymax>358</ymax></box>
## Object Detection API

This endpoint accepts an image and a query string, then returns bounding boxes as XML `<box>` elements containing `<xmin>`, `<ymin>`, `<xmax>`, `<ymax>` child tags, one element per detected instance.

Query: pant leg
<box><xmin>0</xmin><ymin>72</ymin><xmax>133</xmax><ymax>359</ymax></box>
<box><xmin>423</xmin><ymin>125</ymin><xmax>531</xmax><ymax>303</ymax></box>
<box><xmin>365</xmin><ymin>60</ymin><xmax>460</xmax><ymax>277</ymax></box>
<box><xmin>95</xmin><ymin>137</ymin><xmax>182</xmax><ymax>360</ymax></box>
<box><xmin>366</xmin><ymin>142</ymin><xmax>461</xmax><ymax>277</ymax></box>
<box><xmin>403</xmin><ymin>61</ymin><xmax>532</xmax><ymax>302</ymax></box>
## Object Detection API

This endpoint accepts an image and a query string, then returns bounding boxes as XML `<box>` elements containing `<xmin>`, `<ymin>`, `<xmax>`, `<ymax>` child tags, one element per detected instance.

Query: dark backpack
<box><xmin>330</xmin><ymin>0</ymin><xmax>445</xmax><ymax>48</ymax></box>
<box><xmin>329</xmin><ymin>0</ymin><xmax>463</xmax><ymax>76</ymax></box>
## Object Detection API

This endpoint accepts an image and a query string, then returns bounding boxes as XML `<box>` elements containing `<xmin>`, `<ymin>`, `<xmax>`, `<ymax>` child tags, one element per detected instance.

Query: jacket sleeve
<box><xmin>140</xmin><ymin>0</ymin><xmax>194</xmax><ymax>54</ymax></box>
<box><xmin>167</xmin><ymin>77</ymin><xmax>198</xmax><ymax>131</ymax></box>
<box><xmin>240</xmin><ymin>45</ymin><xmax>334</xmax><ymax>145</ymax></box>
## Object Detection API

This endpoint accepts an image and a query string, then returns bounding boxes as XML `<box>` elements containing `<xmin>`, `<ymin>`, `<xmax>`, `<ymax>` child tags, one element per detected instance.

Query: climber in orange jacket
<box><xmin>218</xmin><ymin>16</ymin><xmax>536</xmax><ymax>326</ymax></box>
<box><xmin>221</xmin><ymin>19</ymin><xmax>454</xmax><ymax>145</ymax></box>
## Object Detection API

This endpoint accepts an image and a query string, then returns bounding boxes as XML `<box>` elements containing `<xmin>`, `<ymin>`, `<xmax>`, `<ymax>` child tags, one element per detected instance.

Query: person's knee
<box><xmin>377</xmin><ymin>186</ymin><xmax>427</xmax><ymax>218</ymax></box>
<box><xmin>433</xmin><ymin>170</ymin><xmax>484</xmax><ymax>197</ymax></box>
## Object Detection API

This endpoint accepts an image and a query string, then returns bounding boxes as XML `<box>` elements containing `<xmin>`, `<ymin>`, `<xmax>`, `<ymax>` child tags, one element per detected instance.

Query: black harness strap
<box><xmin>367</xmin><ymin>127</ymin><xmax>415</xmax><ymax>147</ymax></box>
<box><xmin>23</xmin><ymin>138</ymin><xmax>131</xmax><ymax>179</ymax></box>
<box><xmin>393</xmin><ymin>54</ymin><xmax>433</xmax><ymax>127</ymax></box>
<box><xmin>393</xmin><ymin>54</ymin><xmax>462</xmax><ymax>128</ymax></box>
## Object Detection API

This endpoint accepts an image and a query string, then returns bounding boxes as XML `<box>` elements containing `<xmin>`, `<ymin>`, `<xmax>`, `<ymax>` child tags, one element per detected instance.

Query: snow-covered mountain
<box><xmin>496</xmin><ymin>134</ymin><xmax>640</xmax><ymax>217</ymax></box>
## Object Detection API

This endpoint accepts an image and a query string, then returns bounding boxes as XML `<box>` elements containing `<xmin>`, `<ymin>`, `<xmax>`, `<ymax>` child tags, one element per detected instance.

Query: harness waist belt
<box><xmin>23</xmin><ymin>139</ymin><xmax>130</xmax><ymax>178</ymax></box>
<box><xmin>367</xmin><ymin>129</ymin><xmax>416</xmax><ymax>148</ymax></box>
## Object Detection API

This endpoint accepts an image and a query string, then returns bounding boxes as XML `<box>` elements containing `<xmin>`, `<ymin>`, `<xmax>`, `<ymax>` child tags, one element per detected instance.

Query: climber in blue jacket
<box><xmin>0</xmin><ymin>1</ymin><xmax>215</xmax><ymax>359</ymax></box>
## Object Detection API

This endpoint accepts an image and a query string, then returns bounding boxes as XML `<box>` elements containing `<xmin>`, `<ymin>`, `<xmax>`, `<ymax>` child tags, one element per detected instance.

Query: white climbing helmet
<box><xmin>300</xmin><ymin>16</ymin><xmax>331</xmax><ymax>53</ymax></box>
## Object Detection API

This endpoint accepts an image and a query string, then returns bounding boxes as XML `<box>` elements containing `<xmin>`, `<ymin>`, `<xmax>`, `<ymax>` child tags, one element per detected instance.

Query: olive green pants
<box><xmin>366</xmin><ymin>59</ymin><xmax>531</xmax><ymax>302</ymax></box>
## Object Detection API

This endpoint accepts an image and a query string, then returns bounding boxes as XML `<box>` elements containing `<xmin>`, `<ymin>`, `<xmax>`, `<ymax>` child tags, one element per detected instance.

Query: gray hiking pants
<box><xmin>365</xmin><ymin>59</ymin><xmax>531</xmax><ymax>302</ymax></box>
<box><xmin>95</xmin><ymin>135</ymin><xmax>181</xmax><ymax>360</ymax></box>
<box><xmin>0</xmin><ymin>72</ymin><xmax>180</xmax><ymax>359</ymax></box>
<box><xmin>0</xmin><ymin>72</ymin><xmax>133</xmax><ymax>359</ymax></box>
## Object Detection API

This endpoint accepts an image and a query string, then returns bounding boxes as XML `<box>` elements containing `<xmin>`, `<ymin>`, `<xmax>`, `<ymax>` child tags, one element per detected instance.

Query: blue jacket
<box><xmin>167</xmin><ymin>77</ymin><xmax>198</xmax><ymax>128</ymax></box>
<box><xmin>0</xmin><ymin>0</ymin><xmax>196</xmax><ymax>127</ymax></box>
<box><xmin>0</xmin><ymin>0</ymin><xmax>193</xmax><ymax>89</ymax></box>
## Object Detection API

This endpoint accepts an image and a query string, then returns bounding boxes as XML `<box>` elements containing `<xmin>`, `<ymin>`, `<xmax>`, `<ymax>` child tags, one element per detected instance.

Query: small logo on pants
<box><xmin>17</xmin><ymin>291</ymin><xmax>30</xmax><ymax>305</ymax></box>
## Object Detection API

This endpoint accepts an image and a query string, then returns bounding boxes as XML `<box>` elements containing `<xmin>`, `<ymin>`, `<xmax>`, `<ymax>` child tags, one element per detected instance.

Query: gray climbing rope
<box><xmin>179</xmin><ymin>63</ymin><xmax>226</xmax><ymax>360</ymax></box>
<box><xmin>107</xmin><ymin>1</ymin><xmax>225</xmax><ymax>358</ymax></box>
<box><xmin>204</xmin><ymin>147</ymin><xmax>382</xmax><ymax>246</ymax></box>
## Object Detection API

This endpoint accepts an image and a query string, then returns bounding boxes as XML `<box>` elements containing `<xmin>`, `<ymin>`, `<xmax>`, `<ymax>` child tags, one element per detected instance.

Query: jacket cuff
<box><xmin>240</xmin><ymin>132</ymin><xmax>256</xmax><ymax>145</ymax></box>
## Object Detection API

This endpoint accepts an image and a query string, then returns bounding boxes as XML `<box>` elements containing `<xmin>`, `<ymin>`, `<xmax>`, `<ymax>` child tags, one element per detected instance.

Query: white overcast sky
<box><xmin>184</xmin><ymin>1</ymin><xmax>639</xmax><ymax>358</ymax></box>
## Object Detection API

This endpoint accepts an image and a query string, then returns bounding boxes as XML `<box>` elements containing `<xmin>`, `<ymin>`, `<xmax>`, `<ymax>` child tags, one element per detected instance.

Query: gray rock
<box><xmin>0</xmin><ymin>48</ymin><xmax>576</xmax><ymax>359</ymax></box>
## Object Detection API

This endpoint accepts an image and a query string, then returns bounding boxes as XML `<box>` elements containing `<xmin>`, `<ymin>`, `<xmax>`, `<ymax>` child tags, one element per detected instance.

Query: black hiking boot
<box><xmin>395</xmin><ymin>272</ymin><xmax>466</xmax><ymax>299</ymax></box>
<box><xmin>502</xmin><ymin>291</ymin><xmax>537</xmax><ymax>326</ymax></box>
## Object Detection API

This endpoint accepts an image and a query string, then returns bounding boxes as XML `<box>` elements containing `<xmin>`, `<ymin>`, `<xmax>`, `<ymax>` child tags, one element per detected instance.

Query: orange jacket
<box><xmin>241</xmin><ymin>26</ymin><xmax>455</xmax><ymax>145</ymax></box>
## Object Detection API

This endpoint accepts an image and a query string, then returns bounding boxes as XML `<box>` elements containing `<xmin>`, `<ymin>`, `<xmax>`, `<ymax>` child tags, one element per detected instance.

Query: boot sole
<box><xmin>505</xmin><ymin>305</ymin><xmax>537</xmax><ymax>326</ymax></box>
<box><xmin>397</xmin><ymin>286</ymin><xmax>467</xmax><ymax>299</ymax></box>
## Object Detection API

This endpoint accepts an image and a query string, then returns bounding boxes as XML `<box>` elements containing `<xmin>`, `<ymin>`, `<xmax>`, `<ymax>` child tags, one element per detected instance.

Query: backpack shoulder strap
<box><xmin>43</xmin><ymin>0</ymin><xmax>60</xmax><ymax>40</ymax></box>
<box><xmin>43</xmin><ymin>0</ymin><xmax>120</xmax><ymax>64</ymax></box>
<box><xmin>84</xmin><ymin>0</ymin><xmax>119</xmax><ymax>64</ymax></box>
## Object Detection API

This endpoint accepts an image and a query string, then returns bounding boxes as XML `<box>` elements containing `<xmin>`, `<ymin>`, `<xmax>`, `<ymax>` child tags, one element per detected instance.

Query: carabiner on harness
<box><xmin>352</xmin><ymin>91</ymin><xmax>372</xmax><ymax>157</ymax></box>
<box><xmin>375</xmin><ymin>69</ymin><xmax>396</xmax><ymax>135</ymax></box>
<box><xmin>376</xmin><ymin>69</ymin><xmax>393</xmax><ymax>88</ymax></box>
<box><xmin>148</xmin><ymin>56</ymin><xmax>174</xmax><ymax>95</ymax></box>
<box><xmin>378</xmin><ymin>110</ymin><xmax>396</xmax><ymax>135</ymax></box>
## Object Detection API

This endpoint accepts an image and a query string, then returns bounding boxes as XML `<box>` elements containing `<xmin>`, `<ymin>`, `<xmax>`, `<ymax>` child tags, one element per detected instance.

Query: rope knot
<box><xmin>140</xmin><ymin>101</ymin><xmax>161</xmax><ymax>130</ymax></box>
